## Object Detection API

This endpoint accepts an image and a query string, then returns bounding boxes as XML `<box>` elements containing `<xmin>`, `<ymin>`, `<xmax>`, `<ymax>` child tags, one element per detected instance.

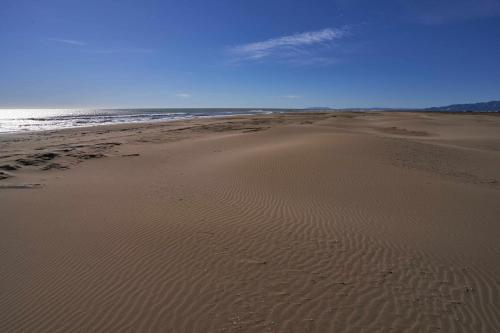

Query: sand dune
<box><xmin>1</xmin><ymin>112</ymin><xmax>500</xmax><ymax>332</ymax></box>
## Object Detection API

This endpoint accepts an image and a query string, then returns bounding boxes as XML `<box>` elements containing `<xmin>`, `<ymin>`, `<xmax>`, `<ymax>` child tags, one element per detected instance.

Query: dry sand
<box><xmin>1</xmin><ymin>112</ymin><xmax>500</xmax><ymax>332</ymax></box>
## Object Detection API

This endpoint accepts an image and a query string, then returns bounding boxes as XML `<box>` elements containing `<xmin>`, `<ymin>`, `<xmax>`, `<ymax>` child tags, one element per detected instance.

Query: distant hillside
<box><xmin>427</xmin><ymin>100</ymin><xmax>500</xmax><ymax>112</ymax></box>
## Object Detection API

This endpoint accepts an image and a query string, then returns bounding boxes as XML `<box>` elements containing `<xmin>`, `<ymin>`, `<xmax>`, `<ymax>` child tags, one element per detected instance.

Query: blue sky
<box><xmin>1</xmin><ymin>0</ymin><xmax>499</xmax><ymax>108</ymax></box>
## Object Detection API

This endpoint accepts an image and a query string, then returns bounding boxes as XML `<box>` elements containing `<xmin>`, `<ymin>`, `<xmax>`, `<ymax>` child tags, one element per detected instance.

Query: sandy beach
<box><xmin>1</xmin><ymin>111</ymin><xmax>500</xmax><ymax>332</ymax></box>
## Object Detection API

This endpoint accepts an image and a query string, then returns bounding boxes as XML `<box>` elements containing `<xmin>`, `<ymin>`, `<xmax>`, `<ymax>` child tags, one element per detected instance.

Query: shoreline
<box><xmin>2</xmin><ymin>109</ymin><xmax>499</xmax><ymax>136</ymax></box>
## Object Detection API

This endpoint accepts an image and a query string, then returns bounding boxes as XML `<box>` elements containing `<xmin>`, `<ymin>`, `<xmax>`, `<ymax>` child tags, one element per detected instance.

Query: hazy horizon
<box><xmin>0</xmin><ymin>101</ymin><xmax>496</xmax><ymax>111</ymax></box>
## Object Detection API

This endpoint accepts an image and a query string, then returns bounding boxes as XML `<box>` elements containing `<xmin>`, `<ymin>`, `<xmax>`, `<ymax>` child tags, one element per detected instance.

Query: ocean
<box><xmin>0</xmin><ymin>108</ymin><xmax>288</xmax><ymax>133</ymax></box>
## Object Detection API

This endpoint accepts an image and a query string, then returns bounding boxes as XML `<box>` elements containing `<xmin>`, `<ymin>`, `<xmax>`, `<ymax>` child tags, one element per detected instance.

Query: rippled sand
<box><xmin>1</xmin><ymin>112</ymin><xmax>500</xmax><ymax>332</ymax></box>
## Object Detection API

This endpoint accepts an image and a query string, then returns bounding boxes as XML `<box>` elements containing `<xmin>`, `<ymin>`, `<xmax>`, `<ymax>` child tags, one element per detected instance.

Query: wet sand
<box><xmin>1</xmin><ymin>112</ymin><xmax>500</xmax><ymax>332</ymax></box>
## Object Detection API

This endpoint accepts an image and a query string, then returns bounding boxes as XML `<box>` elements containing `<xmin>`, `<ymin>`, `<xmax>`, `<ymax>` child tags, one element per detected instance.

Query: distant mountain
<box><xmin>304</xmin><ymin>107</ymin><xmax>396</xmax><ymax>111</ymax></box>
<box><xmin>303</xmin><ymin>101</ymin><xmax>500</xmax><ymax>112</ymax></box>
<box><xmin>426</xmin><ymin>100</ymin><xmax>500</xmax><ymax>112</ymax></box>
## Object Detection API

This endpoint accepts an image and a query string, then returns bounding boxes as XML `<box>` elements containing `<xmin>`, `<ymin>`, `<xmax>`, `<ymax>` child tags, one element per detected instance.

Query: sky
<box><xmin>1</xmin><ymin>0</ymin><xmax>499</xmax><ymax>109</ymax></box>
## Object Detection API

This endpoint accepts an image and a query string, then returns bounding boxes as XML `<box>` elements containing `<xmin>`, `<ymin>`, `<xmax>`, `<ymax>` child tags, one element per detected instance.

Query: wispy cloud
<box><xmin>229</xmin><ymin>27</ymin><xmax>348</xmax><ymax>64</ymax></box>
<box><xmin>48</xmin><ymin>38</ymin><xmax>153</xmax><ymax>54</ymax></box>
<box><xmin>282</xmin><ymin>95</ymin><xmax>302</xmax><ymax>99</ymax></box>
<box><xmin>84</xmin><ymin>48</ymin><xmax>154</xmax><ymax>54</ymax></box>
<box><xmin>175</xmin><ymin>93</ymin><xmax>191</xmax><ymax>98</ymax></box>
<box><xmin>49</xmin><ymin>38</ymin><xmax>86</xmax><ymax>46</ymax></box>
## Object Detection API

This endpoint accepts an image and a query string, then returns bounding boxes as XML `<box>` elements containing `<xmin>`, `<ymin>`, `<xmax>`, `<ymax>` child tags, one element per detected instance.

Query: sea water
<box><xmin>0</xmin><ymin>108</ymin><xmax>286</xmax><ymax>133</ymax></box>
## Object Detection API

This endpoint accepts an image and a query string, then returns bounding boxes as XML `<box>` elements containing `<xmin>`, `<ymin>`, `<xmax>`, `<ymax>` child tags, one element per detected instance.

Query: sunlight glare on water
<box><xmin>0</xmin><ymin>108</ymin><xmax>278</xmax><ymax>133</ymax></box>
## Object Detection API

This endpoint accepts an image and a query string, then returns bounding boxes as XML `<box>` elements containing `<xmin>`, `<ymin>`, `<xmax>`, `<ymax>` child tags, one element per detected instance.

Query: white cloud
<box><xmin>283</xmin><ymin>95</ymin><xmax>302</xmax><ymax>99</ymax></box>
<box><xmin>229</xmin><ymin>27</ymin><xmax>347</xmax><ymax>63</ymax></box>
<box><xmin>49</xmin><ymin>38</ymin><xmax>86</xmax><ymax>46</ymax></box>
<box><xmin>175</xmin><ymin>93</ymin><xmax>191</xmax><ymax>98</ymax></box>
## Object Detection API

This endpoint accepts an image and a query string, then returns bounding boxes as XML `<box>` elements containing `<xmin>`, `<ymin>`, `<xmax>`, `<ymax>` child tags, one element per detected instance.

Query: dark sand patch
<box><xmin>378</xmin><ymin>126</ymin><xmax>430</xmax><ymax>137</ymax></box>
<box><xmin>0</xmin><ymin>164</ymin><xmax>19</xmax><ymax>171</ymax></box>
<box><xmin>41</xmin><ymin>163</ymin><xmax>69</xmax><ymax>171</ymax></box>
<box><xmin>0</xmin><ymin>171</ymin><xmax>12</xmax><ymax>180</ymax></box>
<box><xmin>0</xmin><ymin>183</ymin><xmax>43</xmax><ymax>189</ymax></box>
